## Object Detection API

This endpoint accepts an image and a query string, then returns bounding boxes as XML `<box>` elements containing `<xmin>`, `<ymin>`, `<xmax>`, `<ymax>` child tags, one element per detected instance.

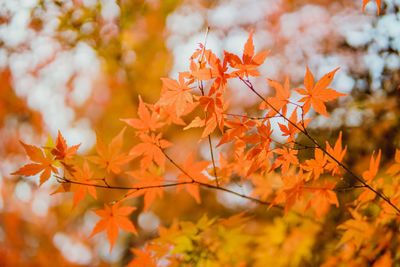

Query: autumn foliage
<box><xmin>6</xmin><ymin>0</ymin><xmax>400</xmax><ymax>266</ymax></box>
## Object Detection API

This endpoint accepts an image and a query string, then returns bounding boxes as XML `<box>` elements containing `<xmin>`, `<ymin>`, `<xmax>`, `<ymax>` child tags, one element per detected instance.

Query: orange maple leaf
<box><xmin>51</xmin><ymin>130</ymin><xmax>81</xmax><ymax>161</ymax></box>
<box><xmin>128</xmin><ymin>247</ymin><xmax>158</xmax><ymax>267</ymax></box>
<box><xmin>271</xmin><ymin>146</ymin><xmax>299</xmax><ymax>175</ymax></box>
<box><xmin>11</xmin><ymin>141</ymin><xmax>58</xmax><ymax>185</ymax></box>
<box><xmin>306</xmin><ymin>181</ymin><xmax>338</xmax><ymax>218</ymax></box>
<box><xmin>88</xmin><ymin>127</ymin><xmax>133</xmax><ymax>174</ymax></box>
<box><xmin>176</xmin><ymin>153</ymin><xmax>210</xmax><ymax>203</ymax></box>
<box><xmin>278</xmin><ymin>108</ymin><xmax>312</xmax><ymax>143</ymax></box>
<box><xmin>387</xmin><ymin>149</ymin><xmax>400</xmax><ymax>176</ymax></box>
<box><xmin>245</xmin><ymin>122</ymin><xmax>273</xmax><ymax>176</ymax></box>
<box><xmin>362</xmin><ymin>150</ymin><xmax>381</xmax><ymax>182</ymax></box>
<box><xmin>272</xmin><ymin>170</ymin><xmax>306</xmax><ymax>215</ymax></box>
<box><xmin>191</xmin><ymin>50</ymin><xmax>230</xmax><ymax>94</ymax></box>
<box><xmin>295</xmin><ymin>67</ymin><xmax>346</xmax><ymax>117</ymax></box>
<box><xmin>130</xmin><ymin>132</ymin><xmax>171</xmax><ymax>170</ymax></box>
<box><xmin>217</xmin><ymin>116</ymin><xmax>256</xmax><ymax>147</ymax></box>
<box><xmin>208</xmin><ymin>152</ymin><xmax>233</xmax><ymax>184</ymax></box>
<box><xmin>184</xmin><ymin>92</ymin><xmax>227</xmax><ymax>139</ymax></box>
<box><xmin>126</xmin><ymin>167</ymin><xmax>165</xmax><ymax>210</ymax></box>
<box><xmin>251</xmin><ymin>174</ymin><xmax>273</xmax><ymax>201</ymax></box>
<box><xmin>224</xmin><ymin>30</ymin><xmax>270</xmax><ymax>78</ymax></box>
<box><xmin>206</xmin><ymin>50</ymin><xmax>230</xmax><ymax>94</ymax></box>
<box><xmin>158</xmin><ymin>74</ymin><xmax>194</xmax><ymax>116</ymax></box>
<box><xmin>260</xmin><ymin>75</ymin><xmax>292</xmax><ymax>117</ymax></box>
<box><xmin>362</xmin><ymin>0</ymin><xmax>381</xmax><ymax>15</ymax></box>
<box><xmin>302</xmin><ymin>148</ymin><xmax>326</xmax><ymax>180</ymax></box>
<box><xmin>71</xmin><ymin>161</ymin><xmax>97</xmax><ymax>209</ymax></box>
<box><xmin>325</xmin><ymin>132</ymin><xmax>347</xmax><ymax>176</ymax></box>
<box><xmin>90</xmin><ymin>203</ymin><xmax>137</xmax><ymax>252</ymax></box>
<box><xmin>121</xmin><ymin>96</ymin><xmax>164</xmax><ymax>133</ymax></box>
<box><xmin>157</xmin><ymin>100</ymin><xmax>197</xmax><ymax>126</ymax></box>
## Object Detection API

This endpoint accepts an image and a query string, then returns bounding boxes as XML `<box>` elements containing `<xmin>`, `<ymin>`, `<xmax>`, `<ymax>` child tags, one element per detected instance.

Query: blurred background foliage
<box><xmin>0</xmin><ymin>0</ymin><xmax>399</xmax><ymax>266</ymax></box>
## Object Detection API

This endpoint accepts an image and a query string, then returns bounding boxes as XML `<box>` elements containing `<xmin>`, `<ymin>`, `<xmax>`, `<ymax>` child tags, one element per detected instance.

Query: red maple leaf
<box><xmin>51</xmin><ymin>130</ymin><xmax>81</xmax><ymax>161</ymax></box>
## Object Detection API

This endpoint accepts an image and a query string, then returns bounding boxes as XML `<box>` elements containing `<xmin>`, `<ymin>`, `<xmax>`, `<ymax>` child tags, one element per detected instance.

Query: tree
<box><xmin>3</xmin><ymin>0</ymin><xmax>400</xmax><ymax>266</ymax></box>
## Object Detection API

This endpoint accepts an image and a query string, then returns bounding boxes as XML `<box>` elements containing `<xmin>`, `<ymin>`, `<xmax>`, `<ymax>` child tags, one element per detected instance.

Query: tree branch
<box><xmin>238</xmin><ymin>77</ymin><xmax>400</xmax><ymax>214</ymax></box>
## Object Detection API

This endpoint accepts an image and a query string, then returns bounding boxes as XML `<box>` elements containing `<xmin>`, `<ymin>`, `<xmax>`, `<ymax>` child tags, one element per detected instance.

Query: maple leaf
<box><xmin>271</xmin><ymin>146</ymin><xmax>299</xmax><ymax>175</ymax></box>
<box><xmin>184</xmin><ymin>116</ymin><xmax>205</xmax><ymax>130</ymax></box>
<box><xmin>130</xmin><ymin>132</ymin><xmax>171</xmax><ymax>170</ymax></box>
<box><xmin>325</xmin><ymin>132</ymin><xmax>347</xmax><ymax>176</ymax></box>
<box><xmin>245</xmin><ymin>122</ymin><xmax>273</xmax><ymax>176</ymax></box>
<box><xmin>278</xmin><ymin>108</ymin><xmax>311</xmax><ymax>143</ymax></box>
<box><xmin>260</xmin><ymin>75</ymin><xmax>291</xmax><ymax>117</ymax></box>
<box><xmin>158</xmin><ymin>74</ymin><xmax>194</xmax><ymax>116</ymax></box>
<box><xmin>217</xmin><ymin>116</ymin><xmax>256</xmax><ymax>147</ymax></box>
<box><xmin>157</xmin><ymin>101</ymin><xmax>198</xmax><ymax>126</ymax></box>
<box><xmin>362</xmin><ymin>150</ymin><xmax>381</xmax><ymax>182</ymax></box>
<box><xmin>191</xmin><ymin>50</ymin><xmax>230</xmax><ymax>95</ymax></box>
<box><xmin>90</xmin><ymin>203</ymin><xmax>137</xmax><ymax>252</ymax></box>
<box><xmin>190</xmin><ymin>49</ymin><xmax>232</xmax><ymax>92</ymax></box>
<box><xmin>373</xmin><ymin>251</ymin><xmax>392</xmax><ymax>267</ymax></box>
<box><xmin>193</xmin><ymin>92</ymin><xmax>227</xmax><ymax>139</ymax></box>
<box><xmin>306</xmin><ymin>181</ymin><xmax>338</xmax><ymax>218</ymax></box>
<box><xmin>207</xmin><ymin>51</ymin><xmax>230</xmax><ymax>94</ymax></box>
<box><xmin>272</xmin><ymin>170</ymin><xmax>306</xmax><ymax>215</ymax></box>
<box><xmin>224</xmin><ymin>30</ymin><xmax>270</xmax><ymax>78</ymax></box>
<box><xmin>207</xmin><ymin>152</ymin><xmax>233</xmax><ymax>184</ymax></box>
<box><xmin>301</xmin><ymin>148</ymin><xmax>326</xmax><ymax>181</ymax></box>
<box><xmin>387</xmin><ymin>149</ymin><xmax>400</xmax><ymax>176</ymax></box>
<box><xmin>51</xmin><ymin>130</ymin><xmax>81</xmax><ymax>161</ymax></box>
<box><xmin>71</xmin><ymin>161</ymin><xmax>97</xmax><ymax>209</ymax></box>
<box><xmin>176</xmin><ymin>153</ymin><xmax>210</xmax><ymax>203</ymax></box>
<box><xmin>362</xmin><ymin>0</ymin><xmax>381</xmax><ymax>15</ymax></box>
<box><xmin>357</xmin><ymin>150</ymin><xmax>382</xmax><ymax>204</ymax></box>
<box><xmin>295</xmin><ymin>67</ymin><xmax>346</xmax><ymax>117</ymax></box>
<box><xmin>121</xmin><ymin>96</ymin><xmax>164</xmax><ymax>133</ymax></box>
<box><xmin>88</xmin><ymin>127</ymin><xmax>133</xmax><ymax>174</ymax></box>
<box><xmin>128</xmin><ymin>247</ymin><xmax>158</xmax><ymax>267</ymax></box>
<box><xmin>11</xmin><ymin>141</ymin><xmax>58</xmax><ymax>185</ymax></box>
<box><xmin>251</xmin><ymin>174</ymin><xmax>273</xmax><ymax>201</ymax></box>
<box><xmin>337</xmin><ymin>209</ymin><xmax>374</xmax><ymax>250</ymax></box>
<box><xmin>126</xmin><ymin>167</ymin><xmax>165</xmax><ymax>210</ymax></box>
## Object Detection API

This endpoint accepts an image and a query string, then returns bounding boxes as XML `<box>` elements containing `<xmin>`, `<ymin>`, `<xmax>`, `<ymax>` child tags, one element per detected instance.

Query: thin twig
<box><xmin>197</xmin><ymin>27</ymin><xmax>220</xmax><ymax>187</ymax></box>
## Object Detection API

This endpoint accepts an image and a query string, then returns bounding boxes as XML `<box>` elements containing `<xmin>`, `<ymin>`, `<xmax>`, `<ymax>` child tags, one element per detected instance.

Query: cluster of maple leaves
<box><xmin>11</xmin><ymin>2</ymin><xmax>400</xmax><ymax>265</ymax></box>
